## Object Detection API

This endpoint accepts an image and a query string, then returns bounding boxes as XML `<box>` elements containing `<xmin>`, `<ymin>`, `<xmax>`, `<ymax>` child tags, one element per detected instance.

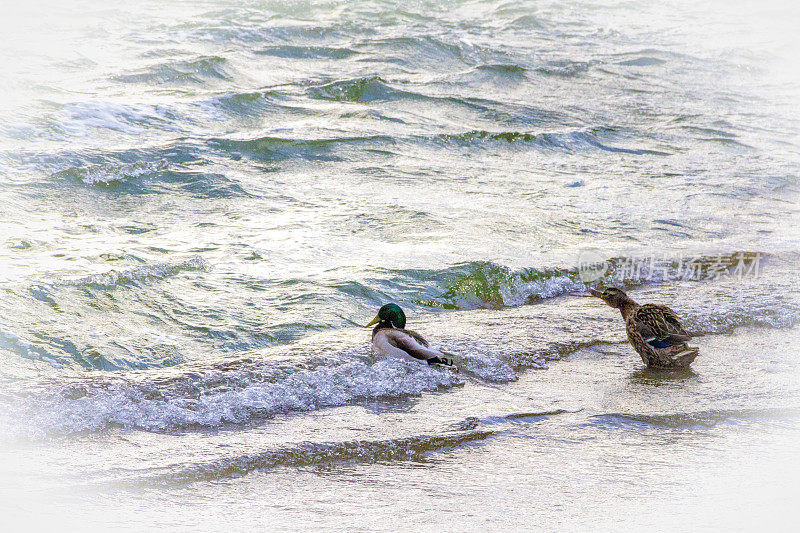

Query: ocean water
<box><xmin>1</xmin><ymin>0</ymin><xmax>799</xmax><ymax>530</ymax></box>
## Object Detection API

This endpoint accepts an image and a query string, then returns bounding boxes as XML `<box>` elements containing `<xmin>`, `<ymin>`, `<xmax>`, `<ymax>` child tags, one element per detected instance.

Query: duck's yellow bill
<box><xmin>364</xmin><ymin>314</ymin><xmax>380</xmax><ymax>327</ymax></box>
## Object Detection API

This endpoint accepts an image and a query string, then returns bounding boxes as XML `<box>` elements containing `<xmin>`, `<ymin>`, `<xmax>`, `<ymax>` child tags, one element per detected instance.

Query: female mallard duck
<box><xmin>588</xmin><ymin>287</ymin><xmax>699</xmax><ymax>368</ymax></box>
<box><xmin>365</xmin><ymin>304</ymin><xmax>456</xmax><ymax>367</ymax></box>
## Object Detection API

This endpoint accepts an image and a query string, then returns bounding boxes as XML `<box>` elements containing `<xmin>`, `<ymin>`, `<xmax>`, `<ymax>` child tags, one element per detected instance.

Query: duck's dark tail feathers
<box><xmin>671</xmin><ymin>346</ymin><xmax>699</xmax><ymax>367</ymax></box>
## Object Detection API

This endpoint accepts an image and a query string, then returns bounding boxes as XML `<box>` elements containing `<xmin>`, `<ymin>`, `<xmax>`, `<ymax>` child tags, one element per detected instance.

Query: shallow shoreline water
<box><xmin>3</xmin><ymin>324</ymin><xmax>799</xmax><ymax>531</ymax></box>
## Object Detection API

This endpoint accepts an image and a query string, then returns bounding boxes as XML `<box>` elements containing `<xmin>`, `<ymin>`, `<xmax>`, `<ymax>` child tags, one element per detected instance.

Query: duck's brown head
<box><xmin>587</xmin><ymin>287</ymin><xmax>631</xmax><ymax>309</ymax></box>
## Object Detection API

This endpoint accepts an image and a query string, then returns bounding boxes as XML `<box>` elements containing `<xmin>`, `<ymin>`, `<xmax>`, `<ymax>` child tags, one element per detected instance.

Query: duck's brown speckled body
<box><xmin>590</xmin><ymin>288</ymin><xmax>699</xmax><ymax>368</ymax></box>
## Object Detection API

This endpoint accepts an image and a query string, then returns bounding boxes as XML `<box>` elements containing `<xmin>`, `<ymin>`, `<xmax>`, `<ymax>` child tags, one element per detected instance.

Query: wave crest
<box><xmin>62</xmin><ymin>256</ymin><xmax>211</xmax><ymax>289</ymax></box>
<box><xmin>143</xmin><ymin>429</ymin><xmax>493</xmax><ymax>486</ymax></box>
<box><xmin>114</xmin><ymin>56</ymin><xmax>232</xmax><ymax>85</ymax></box>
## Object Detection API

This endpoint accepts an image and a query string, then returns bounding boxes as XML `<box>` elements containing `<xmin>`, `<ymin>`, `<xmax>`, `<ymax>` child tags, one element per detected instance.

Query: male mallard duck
<box><xmin>365</xmin><ymin>303</ymin><xmax>456</xmax><ymax>367</ymax></box>
<box><xmin>588</xmin><ymin>287</ymin><xmax>699</xmax><ymax>368</ymax></box>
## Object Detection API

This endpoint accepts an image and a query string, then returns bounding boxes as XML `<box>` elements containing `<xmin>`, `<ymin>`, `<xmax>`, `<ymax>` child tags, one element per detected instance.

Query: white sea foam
<box><xmin>499</xmin><ymin>275</ymin><xmax>586</xmax><ymax>307</ymax></box>
<box><xmin>72</xmin><ymin>159</ymin><xmax>166</xmax><ymax>185</ymax></box>
<box><xmin>0</xmin><ymin>356</ymin><xmax>462</xmax><ymax>440</ymax></box>
<box><xmin>459</xmin><ymin>350</ymin><xmax>518</xmax><ymax>382</ymax></box>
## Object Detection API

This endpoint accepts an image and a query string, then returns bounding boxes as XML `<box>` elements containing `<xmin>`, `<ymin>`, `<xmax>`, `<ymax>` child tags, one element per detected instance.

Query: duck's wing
<box><xmin>633</xmin><ymin>304</ymin><xmax>692</xmax><ymax>349</ymax></box>
<box><xmin>396</xmin><ymin>328</ymin><xmax>429</xmax><ymax>347</ymax></box>
<box><xmin>376</xmin><ymin>329</ymin><xmax>442</xmax><ymax>361</ymax></box>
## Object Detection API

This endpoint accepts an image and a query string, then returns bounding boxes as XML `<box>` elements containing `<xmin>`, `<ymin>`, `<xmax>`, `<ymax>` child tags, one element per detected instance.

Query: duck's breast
<box><xmin>625</xmin><ymin>317</ymin><xmax>653</xmax><ymax>364</ymax></box>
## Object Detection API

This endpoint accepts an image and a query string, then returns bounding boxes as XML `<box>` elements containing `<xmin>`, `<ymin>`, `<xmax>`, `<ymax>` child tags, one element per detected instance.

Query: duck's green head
<box><xmin>365</xmin><ymin>303</ymin><xmax>406</xmax><ymax>329</ymax></box>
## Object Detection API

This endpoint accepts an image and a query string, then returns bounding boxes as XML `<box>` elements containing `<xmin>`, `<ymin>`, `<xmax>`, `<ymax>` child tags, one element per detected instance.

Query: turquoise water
<box><xmin>1</xmin><ymin>1</ymin><xmax>799</xmax><ymax>530</ymax></box>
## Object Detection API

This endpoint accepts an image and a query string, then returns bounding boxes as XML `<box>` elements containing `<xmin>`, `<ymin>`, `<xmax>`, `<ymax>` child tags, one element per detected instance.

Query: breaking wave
<box><xmin>0</xmin><ymin>356</ymin><xmax>462</xmax><ymax>441</ymax></box>
<box><xmin>411</xmin><ymin>252</ymin><xmax>767</xmax><ymax>310</ymax></box>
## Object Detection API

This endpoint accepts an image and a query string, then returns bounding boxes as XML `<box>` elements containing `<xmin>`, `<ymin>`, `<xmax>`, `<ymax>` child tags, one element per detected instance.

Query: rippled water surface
<box><xmin>1</xmin><ymin>0</ymin><xmax>799</xmax><ymax>530</ymax></box>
